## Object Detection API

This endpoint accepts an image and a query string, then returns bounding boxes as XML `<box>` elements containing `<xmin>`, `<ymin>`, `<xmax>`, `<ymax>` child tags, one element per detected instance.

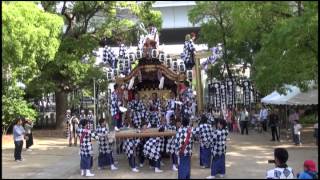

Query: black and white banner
<box><xmin>212</xmin><ymin>82</ymin><xmax>221</xmax><ymax>108</ymax></box>
<box><xmin>208</xmin><ymin>83</ymin><xmax>214</xmax><ymax>105</ymax></box>
<box><xmin>220</xmin><ymin>82</ymin><xmax>226</xmax><ymax>108</ymax></box>
<box><xmin>226</xmin><ymin>78</ymin><xmax>235</xmax><ymax>107</ymax></box>
<box><xmin>242</xmin><ymin>80</ymin><xmax>251</xmax><ymax>106</ymax></box>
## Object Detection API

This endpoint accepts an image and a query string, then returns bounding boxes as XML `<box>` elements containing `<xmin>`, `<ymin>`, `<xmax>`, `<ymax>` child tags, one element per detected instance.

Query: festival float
<box><xmin>101</xmin><ymin>24</ymin><xmax>192</xmax><ymax>138</ymax></box>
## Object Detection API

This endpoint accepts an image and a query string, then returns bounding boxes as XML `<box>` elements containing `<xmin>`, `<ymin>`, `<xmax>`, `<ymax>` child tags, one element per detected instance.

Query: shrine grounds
<box><xmin>2</xmin><ymin>126</ymin><xmax>318</xmax><ymax>179</ymax></box>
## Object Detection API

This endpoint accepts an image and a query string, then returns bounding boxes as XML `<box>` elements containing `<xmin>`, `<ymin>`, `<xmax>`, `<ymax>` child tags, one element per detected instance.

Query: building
<box><xmin>152</xmin><ymin>1</ymin><xmax>201</xmax><ymax>44</ymax></box>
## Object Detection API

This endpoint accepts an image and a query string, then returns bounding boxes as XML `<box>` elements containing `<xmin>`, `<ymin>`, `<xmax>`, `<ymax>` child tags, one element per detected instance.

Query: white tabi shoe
<box><xmin>80</xmin><ymin>169</ymin><xmax>85</xmax><ymax>176</ymax></box>
<box><xmin>131</xmin><ymin>167</ymin><xmax>139</xmax><ymax>172</ymax></box>
<box><xmin>85</xmin><ymin>169</ymin><xmax>94</xmax><ymax>177</ymax></box>
<box><xmin>206</xmin><ymin>175</ymin><xmax>216</xmax><ymax>179</ymax></box>
<box><xmin>155</xmin><ymin>167</ymin><xmax>163</xmax><ymax>173</ymax></box>
<box><xmin>172</xmin><ymin>165</ymin><xmax>178</xmax><ymax>171</ymax></box>
<box><xmin>111</xmin><ymin>164</ymin><xmax>118</xmax><ymax>171</ymax></box>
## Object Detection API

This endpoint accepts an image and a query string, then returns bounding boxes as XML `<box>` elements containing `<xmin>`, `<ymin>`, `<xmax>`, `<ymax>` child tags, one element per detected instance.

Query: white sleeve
<box><xmin>266</xmin><ymin>169</ymin><xmax>274</xmax><ymax>179</ymax></box>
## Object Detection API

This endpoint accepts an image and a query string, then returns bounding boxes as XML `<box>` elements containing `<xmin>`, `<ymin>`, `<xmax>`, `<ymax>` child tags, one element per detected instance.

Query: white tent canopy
<box><xmin>261</xmin><ymin>91</ymin><xmax>281</xmax><ymax>103</ymax></box>
<box><xmin>287</xmin><ymin>89</ymin><xmax>318</xmax><ymax>105</ymax></box>
<box><xmin>261</xmin><ymin>85</ymin><xmax>301</xmax><ymax>105</ymax></box>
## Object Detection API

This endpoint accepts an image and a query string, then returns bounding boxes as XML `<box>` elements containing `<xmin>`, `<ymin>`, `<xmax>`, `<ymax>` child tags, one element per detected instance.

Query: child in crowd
<box><xmin>76</xmin><ymin>119</ymin><xmax>98</xmax><ymax>177</ymax></box>
<box><xmin>175</xmin><ymin>116</ymin><xmax>194</xmax><ymax>179</ymax></box>
<box><xmin>207</xmin><ymin>119</ymin><xmax>229</xmax><ymax>179</ymax></box>
<box><xmin>297</xmin><ymin>160</ymin><xmax>318</xmax><ymax>179</ymax></box>
<box><xmin>96</xmin><ymin>118</ymin><xmax>118</xmax><ymax>171</ymax></box>
<box><xmin>194</xmin><ymin>115</ymin><xmax>214</xmax><ymax>169</ymax></box>
<box><xmin>293</xmin><ymin>120</ymin><xmax>302</xmax><ymax>145</ymax></box>
<box><xmin>266</xmin><ymin>148</ymin><xmax>294</xmax><ymax>179</ymax></box>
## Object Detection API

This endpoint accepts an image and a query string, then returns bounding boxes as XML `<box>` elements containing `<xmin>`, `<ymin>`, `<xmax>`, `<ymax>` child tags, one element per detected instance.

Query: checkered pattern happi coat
<box><xmin>182</xmin><ymin>88</ymin><xmax>194</xmax><ymax>102</ymax></box>
<box><xmin>182</xmin><ymin>40</ymin><xmax>195</xmax><ymax>64</ymax></box>
<box><xmin>166</xmin><ymin>99</ymin><xmax>176</xmax><ymax>111</ymax></box>
<box><xmin>128</xmin><ymin>100</ymin><xmax>147</xmax><ymax>128</ymax></box>
<box><xmin>87</xmin><ymin>114</ymin><xmax>94</xmax><ymax>131</ymax></box>
<box><xmin>110</xmin><ymin>92</ymin><xmax>120</xmax><ymax>117</ymax></box>
<box><xmin>174</xmin><ymin>126</ymin><xmax>194</xmax><ymax>156</ymax></box>
<box><xmin>143</xmin><ymin>137</ymin><xmax>162</xmax><ymax>161</ymax></box>
<box><xmin>166</xmin><ymin>125</ymin><xmax>178</xmax><ymax>154</ymax></box>
<box><xmin>123</xmin><ymin>138</ymin><xmax>140</xmax><ymax>158</ymax></box>
<box><xmin>181</xmin><ymin>104</ymin><xmax>193</xmax><ymax>118</ymax></box>
<box><xmin>76</xmin><ymin>127</ymin><xmax>98</xmax><ymax>157</ymax></box>
<box><xmin>148</xmin><ymin>99</ymin><xmax>161</xmax><ymax>126</ymax></box>
<box><xmin>194</xmin><ymin>123</ymin><xmax>214</xmax><ymax>148</ymax></box>
<box><xmin>95</xmin><ymin>126</ymin><xmax>112</xmax><ymax>154</ymax></box>
<box><xmin>211</xmin><ymin>128</ymin><xmax>229</xmax><ymax>157</ymax></box>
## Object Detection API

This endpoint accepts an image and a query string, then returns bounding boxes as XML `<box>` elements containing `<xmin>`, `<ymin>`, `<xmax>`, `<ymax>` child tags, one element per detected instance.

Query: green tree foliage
<box><xmin>38</xmin><ymin>1</ymin><xmax>162</xmax><ymax>128</ymax></box>
<box><xmin>104</xmin><ymin>1</ymin><xmax>162</xmax><ymax>45</ymax></box>
<box><xmin>188</xmin><ymin>1</ymin><xmax>247</xmax><ymax>80</ymax></box>
<box><xmin>189</xmin><ymin>1</ymin><xmax>318</xmax><ymax>95</ymax></box>
<box><xmin>2</xmin><ymin>2</ymin><xmax>64</xmax><ymax>133</ymax></box>
<box><xmin>252</xmin><ymin>2</ymin><xmax>318</xmax><ymax>95</ymax></box>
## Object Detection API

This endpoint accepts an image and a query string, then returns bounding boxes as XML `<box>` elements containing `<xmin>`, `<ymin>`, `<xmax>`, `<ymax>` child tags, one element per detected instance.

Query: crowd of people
<box><xmin>60</xmin><ymin>80</ymin><xmax>318</xmax><ymax>179</ymax></box>
<box><xmin>64</xmin><ymin>80</ymin><xmax>233</xmax><ymax>178</ymax></box>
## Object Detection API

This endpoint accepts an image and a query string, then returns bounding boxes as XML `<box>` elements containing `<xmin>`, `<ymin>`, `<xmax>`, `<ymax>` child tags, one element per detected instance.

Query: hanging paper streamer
<box><xmin>138</xmin><ymin>70</ymin><xmax>142</xmax><ymax>83</ymax></box>
<box><xmin>159</xmin><ymin>76</ymin><xmax>165</xmax><ymax>89</ymax></box>
<box><xmin>243</xmin><ymin>79</ymin><xmax>251</xmax><ymax>106</ymax></box>
<box><xmin>128</xmin><ymin>76</ymin><xmax>135</xmax><ymax>90</ymax></box>
<box><xmin>157</xmin><ymin>70</ymin><xmax>162</xmax><ymax>81</ymax></box>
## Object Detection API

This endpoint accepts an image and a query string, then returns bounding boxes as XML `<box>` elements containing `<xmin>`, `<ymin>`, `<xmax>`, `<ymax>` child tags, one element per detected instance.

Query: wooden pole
<box><xmin>195</xmin><ymin>56</ymin><xmax>204</xmax><ymax>114</ymax></box>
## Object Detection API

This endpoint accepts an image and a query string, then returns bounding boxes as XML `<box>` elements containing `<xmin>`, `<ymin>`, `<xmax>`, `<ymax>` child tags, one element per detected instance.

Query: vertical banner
<box><xmin>208</xmin><ymin>82</ymin><xmax>213</xmax><ymax>106</ymax></box>
<box><xmin>226</xmin><ymin>78</ymin><xmax>235</xmax><ymax>108</ymax></box>
<box><xmin>255</xmin><ymin>90</ymin><xmax>261</xmax><ymax>103</ymax></box>
<box><xmin>213</xmin><ymin>82</ymin><xmax>221</xmax><ymax>109</ymax></box>
<box><xmin>243</xmin><ymin>80</ymin><xmax>251</xmax><ymax>106</ymax></box>
<box><xmin>220</xmin><ymin>81</ymin><xmax>226</xmax><ymax>108</ymax></box>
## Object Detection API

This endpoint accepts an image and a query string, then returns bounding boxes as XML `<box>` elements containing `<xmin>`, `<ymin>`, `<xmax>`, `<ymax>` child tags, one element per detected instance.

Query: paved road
<box><xmin>2</xmin><ymin>127</ymin><xmax>318</xmax><ymax>179</ymax></box>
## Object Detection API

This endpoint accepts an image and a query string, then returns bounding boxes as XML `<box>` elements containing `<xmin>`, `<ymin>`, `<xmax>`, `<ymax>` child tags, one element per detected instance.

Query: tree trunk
<box><xmin>55</xmin><ymin>90</ymin><xmax>67</xmax><ymax>129</ymax></box>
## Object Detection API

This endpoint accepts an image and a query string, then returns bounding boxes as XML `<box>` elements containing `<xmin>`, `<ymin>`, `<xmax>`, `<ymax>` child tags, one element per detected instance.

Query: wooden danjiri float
<box><xmin>111</xmin><ymin>36</ymin><xmax>188</xmax><ymax>139</ymax></box>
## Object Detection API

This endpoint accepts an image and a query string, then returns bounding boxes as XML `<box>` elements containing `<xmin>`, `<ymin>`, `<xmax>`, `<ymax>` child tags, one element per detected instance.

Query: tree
<box><xmin>2</xmin><ymin>2</ymin><xmax>64</xmax><ymax>134</ymax></box>
<box><xmin>230</xmin><ymin>1</ymin><xmax>318</xmax><ymax>95</ymax></box>
<box><xmin>189</xmin><ymin>1</ymin><xmax>318</xmax><ymax>95</ymax></box>
<box><xmin>39</xmin><ymin>1</ymin><xmax>162</xmax><ymax>129</ymax></box>
<box><xmin>188</xmin><ymin>1</ymin><xmax>249</xmax><ymax>81</ymax></box>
